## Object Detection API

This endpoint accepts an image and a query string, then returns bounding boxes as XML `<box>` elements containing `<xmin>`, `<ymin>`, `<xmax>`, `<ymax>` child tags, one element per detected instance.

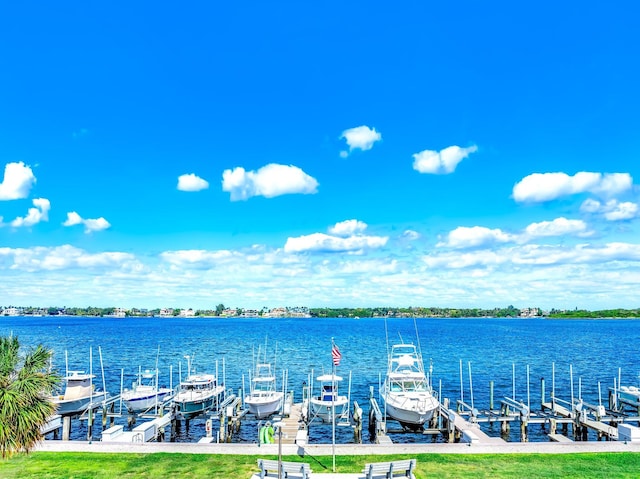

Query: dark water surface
<box><xmin>2</xmin><ymin>316</ymin><xmax>638</xmax><ymax>443</ymax></box>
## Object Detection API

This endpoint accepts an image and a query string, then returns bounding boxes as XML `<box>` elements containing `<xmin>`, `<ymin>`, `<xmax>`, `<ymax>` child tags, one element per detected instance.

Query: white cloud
<box><xmin>402</xmin><ymin>230</ymin><xmax>420</xmax><ymax>240</ymax></box>
<box><xmin>177</xmin><ymin>173</ymin><xmax>209</xmax><ymax>192</ymax></box>
<box><xmin>83</xmin><ymin>217</ymin><xmax>111</xmax><ymax>233</ymax></box>
<box><xmin>160</xmin><ymin>249</ymin><xmax>238</xmax><ymax>268</ymax></box>
<box><xmin>0</xmin><ymin>162</ymin><xmax>36</xmax><ymax>200</ymax></box>
<box><xmin>222</xmin><ymin>164</ymin><xmax>318</xmax><ymax>201</ymax></box>
<box><xmin>425</xmin><ymin>242</ymin><xmax>640</xmax><ymax>270</ymax></box>
<box><xmin>439</xmin><ymin>226</ymin><xmax>514</xmax><ymax>249</ymax></box>
<box><xmin>580</xmin><ymin>199</ymin><xmax>638</xmax><ymax>221</ymax></box>
<box><xmin>412</xmin><ymin>145</ymin><xmax>478</xmax><ymax>175</ymax></box>
<box><xmin>340</xmin><ymin>125</ymin><xmax>381</xmax><ymax>156</ymax></box>
<box><xmin>10</xmin><ymin>198</ymin><xmax>50</xmax><ymax>227</ymax></box>
<box><xmin>513</xmin><ymin>172</ymin><xmax>633</xmax><ymax>203</ymax></box>
<box><xmin>284</xmin><ymin>232</ymin><xmax>388</xmax><ymax>254</ymax></box>
<box><xmin>441</xmin><ymin>218</ymin><xmax>592</xmax><ymax>249</ymax></box>
<box><xmin>63</xmin><ymin>211</ymin><xmax>83</xmax><ymax>226</ymax></box>
<box><xmin>329</xmin><ymin>219</ymin><xmax>367</xmax><ymax>237</ymax></box>
<box><xmin>63</xmin><ymin>211</ymin><xmax>110</xmax><ymax>233</ymax></box>
<box><xmin>524</xmin><ymin>217</ymin><xmax>590</xmax><ymax>238</ymax></box>
<box><xmin>0</xmin><ymin>245</ymin><xmax>136</xmax><ymax>272</ymax></box>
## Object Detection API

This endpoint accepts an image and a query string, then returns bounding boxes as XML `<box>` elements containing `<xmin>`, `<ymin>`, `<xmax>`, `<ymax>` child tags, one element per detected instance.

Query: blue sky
<box><xmin>1</xmin><ymin>1</ymin><xmax>639</xmax><ymax>310</ymax></box>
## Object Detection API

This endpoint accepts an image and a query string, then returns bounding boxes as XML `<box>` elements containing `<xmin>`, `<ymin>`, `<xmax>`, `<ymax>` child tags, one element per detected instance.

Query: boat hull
<box><xmin>309</xmin><ymin>397</ymin><xmax>349</xmax><ymax>423</ymax></box>
<box><xmin>173</xmin><ymin>386</ymin><xmax>225</xmax><ymax>420</ymax></box>
<box><xmin>382</xmin><ymin>393</ymin><xmax>438</xmax><ymax>428</ymax></box>
<box><xmin>52</xmin><ymin>391</ymin><xmax>109</xmax><ymax>416</ymax></box>
<box><xmin>122</xmin><ymin>389</ymin><xmax>173</xmax><ymax>412</ymax></box>
<box><xmin>245</xmin><ymin>392</ymin><xmax>284</xmax><ymax>419</ymax></box>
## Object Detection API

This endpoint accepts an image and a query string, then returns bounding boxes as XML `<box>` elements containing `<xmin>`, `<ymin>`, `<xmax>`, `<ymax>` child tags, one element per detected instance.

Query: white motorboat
<box><xmin>121</xmin><ymin>367</ymin><xmax>174</xmax><ymax>413</ymax></box>
<box><xmin>49</xmin><ymin>370</ymin><xmax>109</xmax><ymax>416</ymax></box>
<box><xmin>381</xmin><ymin>343</ymin><xmax>439</xmax><ymax>429</ymax></box>
<box><xmin>309</xmin><ymin>373</ymin><xmax>349</xmax><ymax>423</ymax></box>
<box><xmin>172</xmin><ymin>356</ymin><xmax>225</xmax><ymax>420</ymax></box>
<box><xmin>245</xmin><ymin>361</ymin><xmax>284</xmax><ymax>419</ymax></box>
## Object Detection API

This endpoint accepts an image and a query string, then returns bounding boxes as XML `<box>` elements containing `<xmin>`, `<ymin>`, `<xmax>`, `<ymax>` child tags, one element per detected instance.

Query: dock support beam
<box><xmin>62</xmin><ymin>416</ymin><xmax>71</xmax><ymax>441</ymax></box>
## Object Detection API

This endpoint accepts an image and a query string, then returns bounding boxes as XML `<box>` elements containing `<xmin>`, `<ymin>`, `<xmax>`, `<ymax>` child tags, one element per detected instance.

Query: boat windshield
<box><xmin>390</xmin><ymin>380</ymin><xmax>428</xmax><ymax>392</ymax></box>
<box><xmin>321</xmin><ymin>385</ymin><xmax>338</xmax><ymax>401</ymax></box>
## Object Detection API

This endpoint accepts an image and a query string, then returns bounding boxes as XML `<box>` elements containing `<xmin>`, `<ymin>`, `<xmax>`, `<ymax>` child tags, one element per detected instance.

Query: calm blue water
<box><xmin>2</xmin><ymin>316</ymin><xmax>639</xmax><ymax>443</ymax></box>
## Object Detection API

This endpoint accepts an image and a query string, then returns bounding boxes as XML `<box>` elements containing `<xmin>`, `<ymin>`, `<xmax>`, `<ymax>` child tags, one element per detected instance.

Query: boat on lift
<box><xmin>121</xmin><ymin>367</ymin><xmax>173</xmax><ymax>413</ymax></box>
<box><xmin>172</xmin><ymin>355</ymin><xmax>225</xmax><ymax>420</ymax></box>
<box><xmin>381</xmin><ymin>341</ymin><xmax>439</xmax><ymax>430</ymax></box>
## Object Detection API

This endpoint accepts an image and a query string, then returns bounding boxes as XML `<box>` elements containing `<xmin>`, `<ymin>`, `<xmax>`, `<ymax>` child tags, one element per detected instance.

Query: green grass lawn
<box><xmin>0</xmin><ymin>452</ymin><xmax>639</xmax><ymax>478</ymax></box>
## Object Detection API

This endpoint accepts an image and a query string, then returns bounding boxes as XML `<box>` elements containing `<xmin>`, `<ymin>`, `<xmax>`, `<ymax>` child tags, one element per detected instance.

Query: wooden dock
<box><xmin>277</xmin><ymin>402</ymin><xmax>307</xmax><ymax>445</ymax></box>
<box><xmin>443</xmin><ymin>408</ymin><xmax>507</xmax><ymax>445</ymax></box>
<box><xmin>542</xmin><ymin>402</ymin><xmax>619</xmax><ymax>440</ymax></box>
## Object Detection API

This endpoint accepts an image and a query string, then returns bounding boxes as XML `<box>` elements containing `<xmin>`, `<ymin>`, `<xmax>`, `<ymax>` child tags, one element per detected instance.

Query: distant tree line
<box><xmin>5</xmin><ymin>305</ymin><xmax>640</xmax><ymax>319</ymax></box>
<box><xmin>546</xmin><ymin>308</ymin><xmax>640</xmax><ymax>318</ymax></box>
<box><xmin>309</xmin><ymin>305</ymin><xmax>523</xmax><ymax>318</ymax></box>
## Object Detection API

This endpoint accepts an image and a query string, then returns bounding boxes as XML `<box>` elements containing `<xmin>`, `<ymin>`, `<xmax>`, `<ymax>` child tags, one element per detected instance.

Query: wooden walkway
<box><xmin>542</xmin><ymin>402</ymin><xmax>619</xmax><ymax>440</ymax></box>
<box><xmin>278</xmin><ymin>402</ymin><xmax>306</xmax><ymax>445</ymax></box>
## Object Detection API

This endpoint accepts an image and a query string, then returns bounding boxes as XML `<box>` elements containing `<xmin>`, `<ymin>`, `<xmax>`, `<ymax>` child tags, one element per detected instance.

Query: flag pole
<box><xmin>331</xmin><ymin>337</ymin><xmax>336</xmax><ymax>473</ymax></box>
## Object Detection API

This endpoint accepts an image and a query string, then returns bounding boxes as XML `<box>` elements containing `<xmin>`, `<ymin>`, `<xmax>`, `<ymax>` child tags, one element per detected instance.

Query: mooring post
<box><xmin>541</xmin><ymin>377</ymin><xmax>545</xmax><ymax>407</ymax></box>
<box><xmin>501</xmin><ymin>404</ymin><xmax>509</xmax><ymax>434</ymax></box>
<box><xmin>87</xmin><ymin>408</ymin><xmax>93</xmax><ymax>442</ymax></box>
<box><xmin>62</xmin><ymin>416</ymin><xmax>71</xmax><ymax>441</ymax></box>
<box><xmin>102</xmin><ymin>405</ymin><xmax>108</xmax><ymax>427</ymax></box>
<box><xmin>520</xmin><ymin>418</ymin><xmax>527</xmax><ymax>442</ymax></box>
<box><xmin>489</xmin><ymin>381</ymin><xmax>494</xmax><ymax>411</ymax></box>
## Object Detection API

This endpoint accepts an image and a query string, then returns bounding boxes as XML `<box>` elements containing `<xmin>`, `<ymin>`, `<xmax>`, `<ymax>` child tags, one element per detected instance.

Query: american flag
<box><xmin>332</xmin><ymin>343</ymin><xmax>341</xmax><ymax>366</ymax></box>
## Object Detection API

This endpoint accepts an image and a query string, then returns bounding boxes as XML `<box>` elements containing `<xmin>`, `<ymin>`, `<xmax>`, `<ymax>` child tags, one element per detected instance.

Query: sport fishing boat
<box><xmin>121</xmin><ymin>367</ymin><xmax>174</xmax><ymax>413</ymax></box>
<box><xmin>308</xmin><ymin>373</ymin><xmax>349</xmax><ymax>423</ymax></box>
<box><xmin>245</xmin><ymin>361</ymin><xmax>284</xmax><ymax>419</ymax></box>
<box><xmin>381</xmin><ymin>342</ymin><xmax>439</xmax><ymax>430</ymax></box>
<box><xmin>172</xmin><ymin>356</ymin><xmax>225</xmax><ymax>420</ymax></box>
<box><xmin>50</xmin><ymin>370</ymin><xmax>109</xmax><ymax>416</ymax></box>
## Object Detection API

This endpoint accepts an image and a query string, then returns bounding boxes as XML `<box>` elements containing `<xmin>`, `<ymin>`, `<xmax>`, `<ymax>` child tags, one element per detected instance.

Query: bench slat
<box><xmin>362</xmin><ymin>459</ymin><xmax>416</xmax><ymax>479</ymax></box>
<box><xmin>258</xmin><ymin>459</ymin><xmax>312</xmax><ymax>478</ymax></box>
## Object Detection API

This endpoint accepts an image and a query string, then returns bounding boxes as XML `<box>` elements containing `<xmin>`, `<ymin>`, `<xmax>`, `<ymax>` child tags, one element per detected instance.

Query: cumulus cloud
<box><xmin>339</xmin><ymin>125</ymin><xmax>381</xmax><ymax>157</ymax></box>
<box><xmin>329</xmin><ymin>219</ymin><xmax>367</xmax><ymax>237</ymax></box>
<box><xmin>0</xmin><ymin>162</ymin><xmax>36</xmax><ymax>200</ymax></box>
<box><xmin>439</xmin><ymin>226</ymin><xmax>514</xmax><ymax>249</ymax></box>
<box><xmin>513</xmin><ymin>172</ymin><xmax>633</xmax><ymax>203</ymax></box>
<box><xmin>0</xmin><ymin>245</ymin><xmax>136</xmax><ymax>272</ymax></box>
<box><xmin>425</xmin><ymin>242</ymin><xmax>640</xmax><ymax>270</ymax></box>
<box><xmin>177</xmin><ymin>173</ymin><xmax>209</xmax><ymax>192</ymax></box>
<box><xmin>63</xmin><ymin>211</ymin><xmax>83</xmax><ymax>226</ymax></box>
<box><xmin>222</xmin><ymin>163</ymin><xmax>318</xmax><ymax>201</ymax></box>
<box><xmin>402</xmin><ymin>230</ymin><xmax>420</xmax><ymax>240</ymax></box>
<box><xmin>523</xmin><ymin>217</ymin><xmax>590</xmax><ymax>238</ymax></box>
<box><xmin>580</xmin><ymin>199</ymin><xmax>639</xmax><ymax>221</ymax></box>
<box><xmin>10</xmin><ymin>198</ymin><xmax>50</xmax><ymax>227</ymax></box>
<box><xmin>160</xmin><ymin>249</ymin><xmax>237</xmax><ymax>267</ymax></box>
<box><xmin>440</xmin><ymin>217</ymin><xmax>592</xmax><ymax>249</ymax></box>
<box><xmin>63</xmin><ymin>211</ymin><xmax>111</xmax><ymax>233</ymax></box>
<box><xmin>284</xmin><ymin>232</ymin><xmax>388</xmax><ymax>254</ymax></box>
<box><xmin>283</xmin><ymin>218</ymin><xmax>388</xmax><ymax>254</ymax></box>
<box><xmin>412</xmin><ymin>145</ymin><xmax>478</xmax><ymax>175</ymax></box>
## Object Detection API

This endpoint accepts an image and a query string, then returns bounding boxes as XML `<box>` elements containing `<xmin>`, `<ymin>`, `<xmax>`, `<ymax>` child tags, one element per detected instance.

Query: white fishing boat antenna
<box><xmin>384</xmin><ymin>318</ymin><xmax>390</xmax><ymax>361</ymax></box>
<box><xmin>330</xmin><ymin>337</ymin><xmax>336</xmax><ymax>473</ymax></box>
<box><xmin>155</xmin><ymin>345</ymin><xmax>160</xmax><ymax>374</ymax></box>
<box><xmin>274</xmin><ymin>341</ymin><xmax>278</xmax><ymax>388</ymax></box>
<box><xmin>413</xmin><ymin>317</ymin><xmax>424</xmax><ymax>360</ymax></box>
<box><xmin>119</xmin><ymin>368</ymin><xmax>124</xmax><ymax>414</ymax></box>
<box><xmin>99</xmin><ymin>346</ymin><xmax>106</xmax><ymax>397</ymax></box>
<box><xmin>89</xmin><ymin>347</ymin><xmax>93</xmax><ymax>410</ymax></box>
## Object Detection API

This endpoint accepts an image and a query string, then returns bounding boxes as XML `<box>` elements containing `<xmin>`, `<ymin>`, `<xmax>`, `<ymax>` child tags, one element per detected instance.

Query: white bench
<box><xmin>362</xmin><ymin>459</ymin><xmax>417</xmax><ymax>479</ymax></box>
<box><xmin>257</xmin><ymin>459</ymin><xmax>312</xmax><ymax>479</ymax></box>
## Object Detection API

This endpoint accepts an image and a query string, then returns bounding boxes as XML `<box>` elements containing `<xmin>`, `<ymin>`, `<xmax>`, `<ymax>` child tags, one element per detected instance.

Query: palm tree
<box><xmin>0</xmin><ymin>335</ymin><xmax>60</xmax><ymax>458</ymax></box>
